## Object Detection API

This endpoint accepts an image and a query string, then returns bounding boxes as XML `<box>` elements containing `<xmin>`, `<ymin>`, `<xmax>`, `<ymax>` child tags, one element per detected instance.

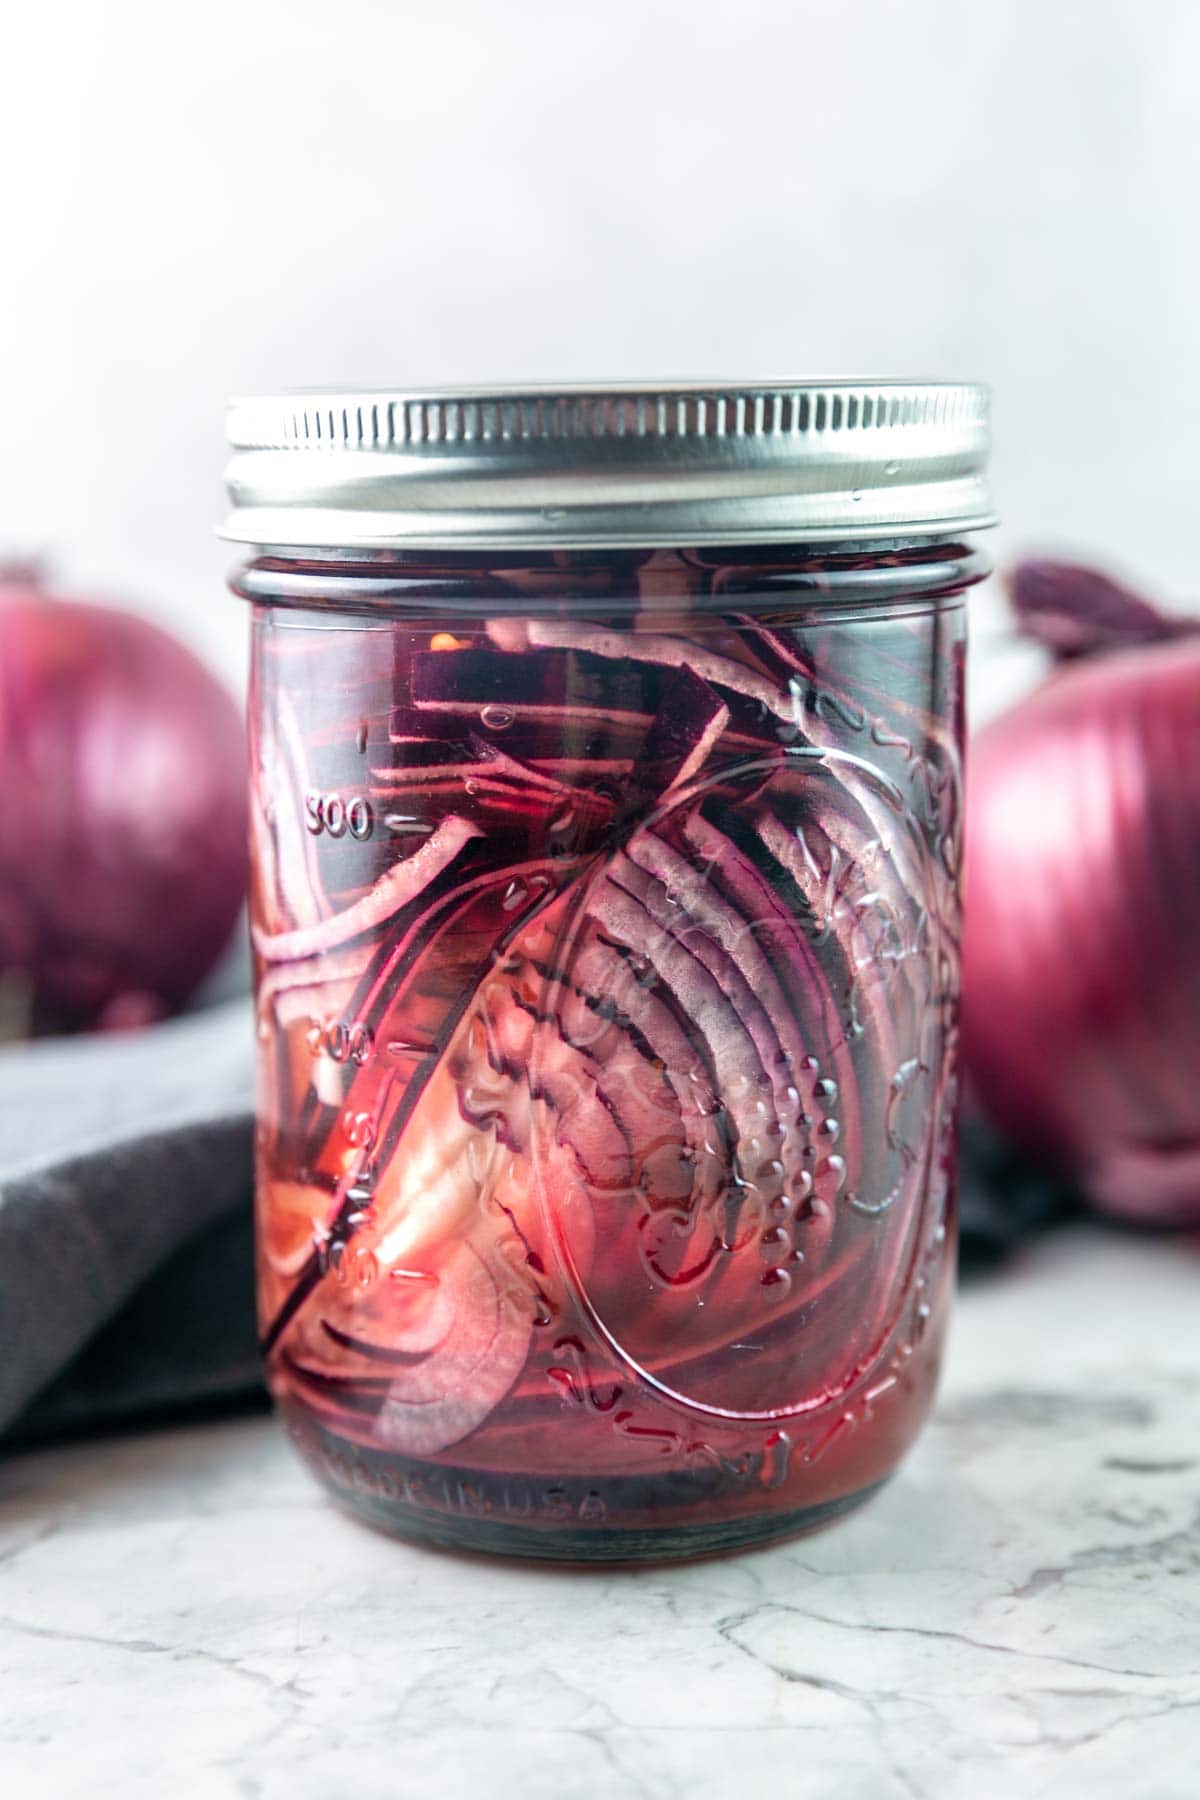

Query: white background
<box><xmin>3</xmin><ymin>0</ymin><xmax>1197</xmax><ymax>718</ymax></box>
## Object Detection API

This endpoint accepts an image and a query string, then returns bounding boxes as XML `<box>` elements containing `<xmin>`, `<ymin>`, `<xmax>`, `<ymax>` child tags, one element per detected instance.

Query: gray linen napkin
<box><xmin>0</xmin><ymin>997</ymin><xmax>256</xmax><ymax>1437</ymax></box>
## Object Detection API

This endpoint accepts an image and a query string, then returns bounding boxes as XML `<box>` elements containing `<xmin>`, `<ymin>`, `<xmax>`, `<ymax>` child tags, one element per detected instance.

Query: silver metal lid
<box><xmin>222</xmin><ymin>380</ymin><xmax>993</xmax><ymax>550</ymax></box>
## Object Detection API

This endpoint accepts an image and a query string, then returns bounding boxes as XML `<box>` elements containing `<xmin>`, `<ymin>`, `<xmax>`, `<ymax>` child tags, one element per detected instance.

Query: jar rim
<box><xmin>221</xmin><ymin>379</ymin><xmax>994</xmax><ymax>552</ymax></box>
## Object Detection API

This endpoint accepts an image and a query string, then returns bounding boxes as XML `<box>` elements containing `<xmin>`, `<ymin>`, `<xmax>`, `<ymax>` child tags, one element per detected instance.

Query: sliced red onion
<box><xmin>497</xmin><ymin>617</ymin><xmax>794</xmax><ymax>721</ymax></box>
<box><xmin>560</xmin><ymin>936</ymin><xmax>727</xmax><ymax>1214</ymax></box>
<box><xmin>471</xmin><ymin>984</ymin><xmax>635</xmax><ymax>1193</ymax></box>
<box><xmin>622</xmin><ymin>667</ymin><xmax>730</xmax><ymax>806</ymax></box>
<box><xmin>624</xmin><ymin>828</ymin><xmax>823</xmax><ymax>1199</ymax></box>
<box><xmin>259</xmin><ymin>943</ymin><xmax>374</xmax><ymax>1027</ymax></box>
<box><xmin>251</xmin><ymin>815</ymin><xmax>483</xmax><ymax>962</ymax></box>
<box><xmin>582</xmin><ymin>865</ymin><xmax>784</xmax><ymax>1239</ymax></box>
<box><xmin>256</xmin><ymin>587</ymin><xmax>961</xmax><ymax>1449</ymax></box>
<box><xmin>370</xmin><ymin>1236</ymin><xmax>532</xmax><ymax>1457</ymax></box>
<box><xmin>413</xmin><ymin>644</ymin><xmax>659</xmax><ymax>728</ymax></box>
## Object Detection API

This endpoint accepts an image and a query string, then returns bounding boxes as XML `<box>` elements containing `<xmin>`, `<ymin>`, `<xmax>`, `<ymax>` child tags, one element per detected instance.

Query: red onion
<box><xmin>0</xmin><ymin>571</ymin><xmax>248</xmax><ymax>1034</ymax></box>
<box><xmin>963</xmin><ymin>559</ymin><xmax>1200</xmax><ymax>1225</ymax></box>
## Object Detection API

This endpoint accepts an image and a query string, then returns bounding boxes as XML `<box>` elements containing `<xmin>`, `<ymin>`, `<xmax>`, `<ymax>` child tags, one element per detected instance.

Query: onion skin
<box><xmin>962</xmin><ymin>634</ymin><xmax>1200</xmax><ymax>1225</ymax></box>
<box><xmin>1011</xmin><ymin>558</ymin><xmax>1195</xmax><ymax>660</ymax></box>
<box><xmin>0</xmin><ymin>576</ymin><xmax>248</xmax><ymax>1033</ymax></box>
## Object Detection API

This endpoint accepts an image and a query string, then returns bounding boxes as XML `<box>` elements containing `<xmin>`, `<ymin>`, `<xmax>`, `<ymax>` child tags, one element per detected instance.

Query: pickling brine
<box><xmin>244</xmin><ymin>543</ymin><xmax>972</xmax><ymax>1558</ymax></box>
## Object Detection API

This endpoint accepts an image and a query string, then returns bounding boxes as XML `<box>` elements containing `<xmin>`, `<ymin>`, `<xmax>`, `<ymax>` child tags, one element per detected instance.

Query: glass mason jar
<box><xmin>224</xmin><ymin>382</ymin><xmax>993</xmax><ymax>1561</ymax></box>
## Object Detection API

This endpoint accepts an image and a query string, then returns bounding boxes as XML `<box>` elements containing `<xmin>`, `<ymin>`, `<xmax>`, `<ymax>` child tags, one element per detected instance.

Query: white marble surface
<box><xmin>2</xmin><ymin>1224</ymin><xmax>1199</xmax><ymax>1800</ymax></box>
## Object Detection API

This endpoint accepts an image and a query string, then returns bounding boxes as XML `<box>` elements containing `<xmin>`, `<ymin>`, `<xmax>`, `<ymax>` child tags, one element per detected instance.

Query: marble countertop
<box><xmin>2</xmin><ymin>1224</ymin><xmax>1198</xmax><ymax>1800</ymax></box>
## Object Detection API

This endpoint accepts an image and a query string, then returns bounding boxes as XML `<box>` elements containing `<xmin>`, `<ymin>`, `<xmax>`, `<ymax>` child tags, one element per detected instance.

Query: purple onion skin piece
<box><xmin>244</xmin><ymin>542</ymin><xmax>974</xmax><ymax>1557</ymax></box>
<box><xmin>1009</xmin><ymin>558</ymin><xmax>1196</xmax><ymax>660</ymax></box>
